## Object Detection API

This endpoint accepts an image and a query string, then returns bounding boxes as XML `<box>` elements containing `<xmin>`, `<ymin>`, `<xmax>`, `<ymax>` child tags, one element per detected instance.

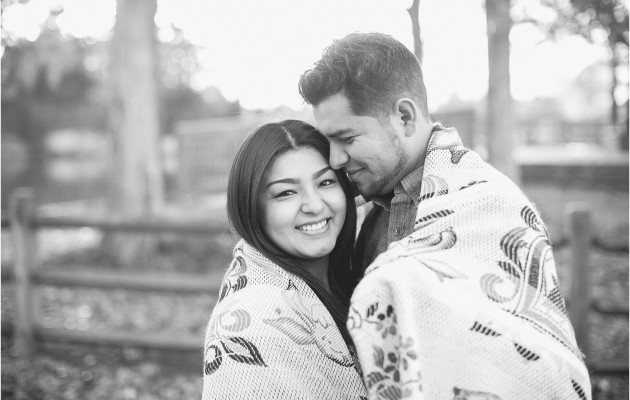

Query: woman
<box><xmin>202</xmin><ymin>120</ymin><xmax>367</xmax><ymax>399</ymax></box>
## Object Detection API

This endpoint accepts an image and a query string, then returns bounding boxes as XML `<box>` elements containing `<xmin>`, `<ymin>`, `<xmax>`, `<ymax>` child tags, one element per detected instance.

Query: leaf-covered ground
<box><xmin>1</xmin><ymin>183</ymin><xmax>627</xmax><ymax>400</ymax></box>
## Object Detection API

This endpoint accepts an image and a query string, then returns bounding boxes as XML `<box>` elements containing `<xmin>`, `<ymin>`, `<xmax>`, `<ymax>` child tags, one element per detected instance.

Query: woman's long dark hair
<box><xmin>227</xmin><ymin>119</ymin><xmax>360</xmax><ymax>344</ymax></box>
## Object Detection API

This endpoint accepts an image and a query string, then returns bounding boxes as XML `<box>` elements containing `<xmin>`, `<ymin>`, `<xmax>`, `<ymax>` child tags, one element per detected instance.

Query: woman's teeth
<box><xmin>297</xmin><ymin>219</ymin><xmax>329</xmax><ymax>232</ymax></box>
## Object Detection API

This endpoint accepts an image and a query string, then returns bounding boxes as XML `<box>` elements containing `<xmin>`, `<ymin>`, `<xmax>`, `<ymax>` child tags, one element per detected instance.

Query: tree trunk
<box><xmin>107</xmin><ymin>0</ymin><xmax>163</xmax><ymax>266</ymax></box>
<box><xmin>485</xmin><ymin>0</ymin><xmax>520</xmax><ymax>183</ymax></box>
<box><xmin>609</xmin><ymin>50</ymin><xmax>618</xmax><ymax>126</ymax></box>
<box><xmin>407</xmin><ymin>0</ymin><xmax>423</xmax><ymax>64</ymax></box>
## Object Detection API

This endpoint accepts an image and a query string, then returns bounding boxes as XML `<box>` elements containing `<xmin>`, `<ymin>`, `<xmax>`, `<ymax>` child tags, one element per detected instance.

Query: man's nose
<box><xmin>329</xmin><ymin>142</ymin><xmax>349</xmax><ymax>169</ymax></box>
<box><xmin>300</xmin><ymin>189</ymin><xmax>325</xmax><ymax>214</ymax></box>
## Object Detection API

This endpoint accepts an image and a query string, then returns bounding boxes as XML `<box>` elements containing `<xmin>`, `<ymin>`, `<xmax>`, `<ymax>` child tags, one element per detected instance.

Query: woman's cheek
<box><xmin>331</xmin><ymin>187</ymin><xmax>347</xmax><ymax>220</ymax></box>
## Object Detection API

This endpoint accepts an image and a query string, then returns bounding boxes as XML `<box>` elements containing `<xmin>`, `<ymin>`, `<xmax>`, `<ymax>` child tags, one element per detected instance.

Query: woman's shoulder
<box><xmin>205</xmin><ymin>275</ymin><xmax>355</xmax><ymax>381</ymax></box>
<box><xmin>203</xmin><ymin>242</ymin><xmax>361</xmax><ymax>398</ymax></box>
<box><xmin>204</xmin><ymin>281</ymin><xmax>363</xmax><ymax>397</ymax></box>
<box><xmin>216</xmin><ymin>239</ymin><xmax>313</xmax><ymax>304</ymax></box>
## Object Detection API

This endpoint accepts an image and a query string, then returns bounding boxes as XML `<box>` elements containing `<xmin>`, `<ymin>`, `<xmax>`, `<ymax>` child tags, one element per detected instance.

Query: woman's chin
<box><xmin>301</xmin><ymin>246</ymin><xmax>335</xmax><ymax>260</ymax></box>
<box><xmin>295</xmin><ymin>239</ymin><xmax>337</xmax><ymax>260</ymax></box>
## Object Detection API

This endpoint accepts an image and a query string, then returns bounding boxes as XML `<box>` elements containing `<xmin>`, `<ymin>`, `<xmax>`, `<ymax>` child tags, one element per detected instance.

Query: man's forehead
<box><xmin>313</xmin><ymin>94</ymin><xmax>355</xmax><ymax>135</ymax></box>
<box><xmin>314</xmin><ymin>117</ymin><xmax>351</xmax><ymax>136</ymax></box>
<box><xmin>313</xmin><ymin>93</ymin><xmax>351</xmax><ymax>116</ymax></box>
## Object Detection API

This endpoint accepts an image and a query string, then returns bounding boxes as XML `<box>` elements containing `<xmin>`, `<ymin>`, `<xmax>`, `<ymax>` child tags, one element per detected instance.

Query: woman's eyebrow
<box><xmin>266</xmin><ymin>178</ymin><xmax>298</xmax><ymax>188</ymax></box>
<box><xmin>266</xmin><ymin>166</ymin><xmax>331</xmax><ymax>188</ymax></box>
<box><xmin>313</xmin><ymin>166</ymin><xmax>332</xmax><ymax>179</ymax></box>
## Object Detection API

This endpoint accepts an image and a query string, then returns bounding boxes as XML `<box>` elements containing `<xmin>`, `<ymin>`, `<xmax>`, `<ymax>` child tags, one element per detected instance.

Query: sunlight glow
<box><xmin>1</xmin><ymin>0</ymin><xmax>615</xmax><ymax>112</ymax></box>
<box><xmin>511</xmin><ymin>25</ymin><xmax>609</xmax><ymax>101</ymax></box>
<box><xmin>2</xmin><ymin>1</ymin><xmax>50</xmax><ymax>41</ymax></box>
<box><xmin>54</xmin><ymin>0</ymin><xmax>115</xmax><ymax>39</ymax></box>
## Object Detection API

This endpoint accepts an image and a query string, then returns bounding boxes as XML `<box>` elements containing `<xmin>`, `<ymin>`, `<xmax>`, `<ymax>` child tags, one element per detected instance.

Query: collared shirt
<box><xmin>353</xmin><ymin>164</ymin><xmax>424</xmax><ymax>272</ymax></box>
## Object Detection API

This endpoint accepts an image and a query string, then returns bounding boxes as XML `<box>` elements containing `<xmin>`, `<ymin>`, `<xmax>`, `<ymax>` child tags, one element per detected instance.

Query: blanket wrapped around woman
<box><xmin>348</xmin><ymin>127</ymin><xmax>592</xmax><ymax>399</ymax></box>
<box><xmin>202</xmin><ymin>240</ymin><xmax>367</xmax><ymax>400</ymax></box>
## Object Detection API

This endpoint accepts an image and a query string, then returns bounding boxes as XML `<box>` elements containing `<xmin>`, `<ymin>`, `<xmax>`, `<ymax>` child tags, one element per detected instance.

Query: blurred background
<box><xmin>1</xmin><ymin>0</ymin><xmax>628</xmax><ymax>399</ymax></box>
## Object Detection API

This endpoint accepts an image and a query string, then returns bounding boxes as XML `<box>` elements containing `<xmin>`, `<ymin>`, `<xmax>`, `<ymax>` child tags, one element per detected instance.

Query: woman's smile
<box><xmin>296</xmin><ymin>218</ymin><xmax>331</xmax><ymax>233</ymax></box>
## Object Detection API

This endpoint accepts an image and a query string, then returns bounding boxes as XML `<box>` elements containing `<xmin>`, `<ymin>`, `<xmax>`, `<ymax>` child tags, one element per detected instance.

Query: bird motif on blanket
<box><xmin>367</xmin><ymin>223</ymin><xmax>465</xmax><ymax>281</ymax></box>
<box><xmin>263</xmin><ymin>287</ymin><xmax>353</xmax><ymax>366</ymax></box>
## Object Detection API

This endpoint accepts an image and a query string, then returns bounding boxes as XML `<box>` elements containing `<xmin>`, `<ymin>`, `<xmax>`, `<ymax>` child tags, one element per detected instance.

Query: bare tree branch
<box><xmin>407</xmin><ymin>0</ymin><xmax>423</xmax><ymax>64</ymax></box>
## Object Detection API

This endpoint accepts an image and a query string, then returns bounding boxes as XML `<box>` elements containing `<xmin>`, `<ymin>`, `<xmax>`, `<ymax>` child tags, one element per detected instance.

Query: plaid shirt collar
<box><xmin>370</xmin><ymin>164</ymin><xmax>424</xmax><ymax>211</ymax></box>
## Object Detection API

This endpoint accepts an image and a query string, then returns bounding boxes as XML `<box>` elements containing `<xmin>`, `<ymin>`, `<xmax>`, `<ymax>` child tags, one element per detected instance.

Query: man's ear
<box><xmin>394</xmin><ymin>98</ymin><xmax>418</xmax><ymax>137</ymax></box>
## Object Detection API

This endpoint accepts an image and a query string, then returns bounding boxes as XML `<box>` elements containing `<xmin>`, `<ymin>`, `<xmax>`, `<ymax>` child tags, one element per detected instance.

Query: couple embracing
<box><xmin>202</xmin><ymin>33</ymin><xmax>591</xmax><ymax>400</ymax></box>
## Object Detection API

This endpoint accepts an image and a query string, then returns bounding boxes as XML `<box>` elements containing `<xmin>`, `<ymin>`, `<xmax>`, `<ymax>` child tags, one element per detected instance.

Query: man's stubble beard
<box><xmin>359</xmin><ymin>121</ymin><xmax>409</xmax><ymax>198</ymax></box>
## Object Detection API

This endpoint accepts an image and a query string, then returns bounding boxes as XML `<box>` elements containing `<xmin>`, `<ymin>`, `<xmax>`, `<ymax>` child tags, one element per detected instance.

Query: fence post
<box><xmin>566</xmin><ymin>203</ymin><xmax>592</xmax><ymax>356</ymax></box>
<box><xmin>9</xmin><ymin>188</ymin><xmax>37</xmax><ymax>356</ymax></box>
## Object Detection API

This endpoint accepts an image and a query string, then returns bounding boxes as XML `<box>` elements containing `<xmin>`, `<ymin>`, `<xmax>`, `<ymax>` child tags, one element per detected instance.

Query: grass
<box><xmin>1</xmin><ymin>182</ymin><xmax>627</xmax><ymax>400</ymax></box>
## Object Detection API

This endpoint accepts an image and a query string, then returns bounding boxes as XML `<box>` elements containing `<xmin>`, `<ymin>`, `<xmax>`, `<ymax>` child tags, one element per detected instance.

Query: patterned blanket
<box><xmin>202</xmin><ymin>240</ymin><xmax>367</xmax><ymax>399</ymax></box>
<box><xmin>348</xmin><ymin>127</ymin><xmax>591</xmax><ymax>399</ymax></box>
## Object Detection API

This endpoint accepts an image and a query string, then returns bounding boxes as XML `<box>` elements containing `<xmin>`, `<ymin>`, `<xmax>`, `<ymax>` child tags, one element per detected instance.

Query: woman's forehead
<box><xmin>266</xmin><ymin>147</ymin><xmax>329</xmax><ymax>182</ymax></box>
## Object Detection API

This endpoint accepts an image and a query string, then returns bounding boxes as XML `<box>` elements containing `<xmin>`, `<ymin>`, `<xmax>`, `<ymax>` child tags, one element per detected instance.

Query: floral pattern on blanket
<box><xmin>349</xmin><ymin>303</ymin><xmax>422</xmax><ymax>399</ymax></box>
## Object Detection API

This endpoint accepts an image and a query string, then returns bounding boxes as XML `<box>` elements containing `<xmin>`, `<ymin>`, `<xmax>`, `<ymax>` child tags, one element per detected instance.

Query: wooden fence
<box><xmin>562</xmin><ymin>204</ymin><xmax>628</xmax><ymax>375</ymax></box>
<box><xmin>6</xmin><ymin>188</ymin><xmax>227</xmax><ymax>355</ymax></box>
<box><xmin>516</xmin><ymin>120</ymin><xmax>620</xmax><ymax>148</ymax></box>
<box><xmin>3</xmin><ymin>190</ymin><xmax>628</xmax><ymax>375</ymax></box>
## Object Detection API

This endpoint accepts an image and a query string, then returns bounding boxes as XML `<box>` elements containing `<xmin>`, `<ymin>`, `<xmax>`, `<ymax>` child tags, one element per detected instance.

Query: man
<box><xmin>299</xmin><ymin>32</ymin><xmax>433</xmax><ymax>272</ymax></box>
<box><xmin>299</xmin><ymin>33</ymin><xmax>590</xmax><ymax>399</ymax></box>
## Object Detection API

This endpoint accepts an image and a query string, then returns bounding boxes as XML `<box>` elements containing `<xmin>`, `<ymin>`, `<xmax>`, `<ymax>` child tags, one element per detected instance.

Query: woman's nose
<box><xmin>300</xmin><ymin>190</ymin><xmax>325</xmax><ymax>214</ymax></box>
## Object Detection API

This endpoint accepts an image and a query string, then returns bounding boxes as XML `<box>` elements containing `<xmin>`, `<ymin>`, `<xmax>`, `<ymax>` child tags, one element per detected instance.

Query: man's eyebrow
<box><xmin>266</xmin><ymin>178</ymin><xmax>298</xmax><ymax>188</ymax></box>
<box><xmin>326</xmin><ymin>128</ymin><xmax>353</xmax><ymax>138</ymax></box>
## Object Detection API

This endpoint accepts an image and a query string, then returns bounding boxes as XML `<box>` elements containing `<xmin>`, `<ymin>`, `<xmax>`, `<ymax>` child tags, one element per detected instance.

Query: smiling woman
<box><xmin>202</xmin><ymin>120</ymin><xmax>366</xmax><ymax>399</ymax></box>
<box><xmin>260</xmin><ymin>147</ymin><xmax>347</xmax><ymax>284</ymax></box>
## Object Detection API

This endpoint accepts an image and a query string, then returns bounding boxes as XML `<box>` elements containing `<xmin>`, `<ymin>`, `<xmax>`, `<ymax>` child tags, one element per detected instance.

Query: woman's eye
<box><xmin>319</xmin><ymin>179</ymin><xmax>336</xmax><ymax>187</ymax></box>
<box><xmin>343</xmin><ymin>136</ymin><xmax>355</xmax><ymax>144</ymax></box>
<box><xmin>275</xmin><ymin>190</ymin><xmax>295</xmax><ymax>198</ymax></box>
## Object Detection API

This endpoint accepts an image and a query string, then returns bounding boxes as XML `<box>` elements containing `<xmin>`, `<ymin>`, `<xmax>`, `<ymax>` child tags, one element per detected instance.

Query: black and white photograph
<box><xmin>1</xmin><ymin>0</ymin><xmax>628</xmax><ymax>399</ymax></box>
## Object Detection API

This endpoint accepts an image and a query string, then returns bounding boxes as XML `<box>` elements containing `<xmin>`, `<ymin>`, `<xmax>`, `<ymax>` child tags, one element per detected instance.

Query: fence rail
<box><xmin>39</xmin><ymin>327</ymin><xmax>201</xmax><ymax>352</ymax></box>
<box><xmin>4</xmin><ymin>189</ymin><xmax>628</xmax><ymax>375</ymax></box>
<box><xmin>32</xmin><ymin>269</ymin><xmax>220</xmax><ymax>294</ymax></box>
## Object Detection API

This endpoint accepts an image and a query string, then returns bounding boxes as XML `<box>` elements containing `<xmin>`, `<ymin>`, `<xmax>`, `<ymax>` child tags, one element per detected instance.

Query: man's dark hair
<box><xmin>299</xmin><ymin>32</ymin><xmax>430</xmax><ymax>120</ymax></box>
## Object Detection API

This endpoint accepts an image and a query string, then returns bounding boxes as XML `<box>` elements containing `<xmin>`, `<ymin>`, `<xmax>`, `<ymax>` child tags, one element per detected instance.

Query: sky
<box><xmin>1</xmin><ymin>0</ymin><xmax>613</xmax><ymax>111</ymax></box>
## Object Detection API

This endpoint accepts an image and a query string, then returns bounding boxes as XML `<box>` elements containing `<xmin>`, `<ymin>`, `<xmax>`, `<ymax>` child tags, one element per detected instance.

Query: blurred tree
<box><xmin>513</xmin><ymin>0</ymin><xmax>629</xmax><ymax>126</ymax></box>
<box><xmin>107</xmin><ymin>0</ymin><xmax>163</xmax><ymax>266</ymax></box>
<box><xmin>157</xmin><ymin>24</ymin><xmax>240</xmax><ymax>135</ymax></box>
<box><xmin>486</xmin><ymin>0</ymin><xmax>520</xmax><ymax>183</ymax></box>
<box><xmin>1</xmin><ymin>9</ymin><xmax>108</xmax><ymax>208</ymax></box>
<box><xmin>407</xmin><ymin>0</ymin><xmax>423</xmax><ymax>63</ymax></box>
<box><xmin>1</xmin><ymin>1</ymin><xmax>240</xmax><ymax>214</ymax></box>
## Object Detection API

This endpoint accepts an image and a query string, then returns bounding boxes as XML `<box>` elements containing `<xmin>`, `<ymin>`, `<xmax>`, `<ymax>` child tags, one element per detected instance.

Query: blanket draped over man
<box><xmin>348</xmin><ymin>127</ymin><xmax>591</xmax><ymax>399</ymax></box>
<box><xmin>202</xmin><ymin>240</ymin><xmax>367</xmax><ymax>400</ymax></box>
